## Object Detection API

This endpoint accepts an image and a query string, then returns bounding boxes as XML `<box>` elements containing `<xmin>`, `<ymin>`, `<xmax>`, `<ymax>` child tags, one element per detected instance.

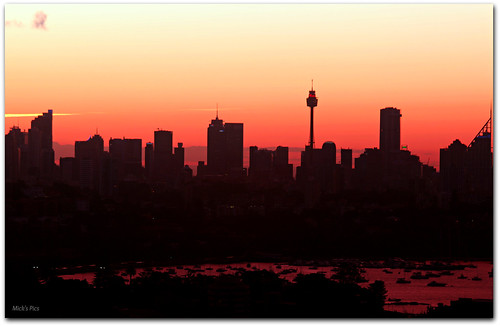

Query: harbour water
<box><xmin>59</xmin><ymin>260</ymin><xmax>493</xmax><ymax>315</ymax></box>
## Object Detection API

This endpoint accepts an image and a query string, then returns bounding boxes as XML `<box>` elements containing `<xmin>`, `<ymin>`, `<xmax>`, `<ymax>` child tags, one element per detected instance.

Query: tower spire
<box><xmin>216</xmin><ymin>103</ymin><xmax>219</xmax><ymax>120</ymax></box>
<box><xmin>311</xmin><ymin>79</ymin><xmax>314</xmax><ymax>91</ymax></box>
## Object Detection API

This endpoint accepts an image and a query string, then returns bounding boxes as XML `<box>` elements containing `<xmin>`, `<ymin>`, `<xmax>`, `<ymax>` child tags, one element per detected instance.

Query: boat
<box><xmin>396</xmin><ymin>278</ymin><xmax>411</xmax><ymax>284</ymax></box>
<box><xmin>471</xmin><ymin>276</ymin><xmax>482</xmax><ymax>281</ymax></box>
<box><xmin>410</xmin><ymin>272</ymin><xmax>429</xmax><ymax>280</ymax></box>
<box><xmin>216</xmin><ymin>268</ymin><xmax>227</xmax><ymax>273</ymax></box>
<box><xmin>457</xmin><ymin>274</ymin><xmax>467</xmax><ymax>279</ymax></box>
<box><xmin>427</xmin><ymin>281</ymin><xmax>446</xmax><ymax>287</ymax></box>
<box><xmin>206</xmin><ymin>267</ymin><xmax>213</xmax><ymax>271</ymax></box>
<box><xmin>383</xmin><ymin>269</ymin><xmax>393</xmax><ymax>274</ymax></box>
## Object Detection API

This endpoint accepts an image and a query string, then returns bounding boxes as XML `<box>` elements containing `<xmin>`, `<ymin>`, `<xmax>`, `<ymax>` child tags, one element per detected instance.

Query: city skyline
<box><xmin>4</xmin><ymin>4</ymin><xmax>493</xmax><ymax>169</ymax></box>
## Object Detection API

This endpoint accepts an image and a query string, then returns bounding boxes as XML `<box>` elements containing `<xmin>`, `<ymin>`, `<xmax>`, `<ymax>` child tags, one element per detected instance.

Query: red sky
<box><xmin>4</xmin><ymin>4</ymin><xmax>493</xmax><ymax>169</ymax></box>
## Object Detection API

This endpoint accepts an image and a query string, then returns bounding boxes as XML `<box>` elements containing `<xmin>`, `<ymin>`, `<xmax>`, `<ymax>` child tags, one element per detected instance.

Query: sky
<box><xmin>4</xmin><ymin>4</ymin><xmax>493</xmax><ymax>168</ymax></box>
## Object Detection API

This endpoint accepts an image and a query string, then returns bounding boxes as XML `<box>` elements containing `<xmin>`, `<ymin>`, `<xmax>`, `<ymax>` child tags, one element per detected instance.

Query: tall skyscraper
<box><xmin>341</xmin><ymin>148</ymin><xmax>353</xmax><ymax>170</ymax></box>
<box><xmin>28</xmin><ymin>110</ymin><xmax>54</xmax><ymax>179</ymax></box>
<box><xmin>145</xmin><ymin>142</ymin><xmax>154</xmax><ymax>181</ymax></box>
<box><xmin>5</xmin><ymin>126</ymin><xmax>27</xmax><ymax>182</ymax></box>
<box><xmin>379</xmin><ymin>107</ymin><xmax>401</xmax><ymax>152</ymax></box>
<box><xmin>224</xmin><ymin>123</ymin><xmax>244</xmax><ymax>173</ymax></box>
<box><xmin>153</xmin><ymin>130</ymin><xmax>173</xmax><ymax>181</ymax></box>
<box><xmin>207</xmin><ymin>112</ymin><xmax>244</xmax><ymax>176</ymax></box>
<box><xmin>109</xmin><ymin>138</ymin><xmax>142</xmax><ymax>183</ymax></box>
<box><xmin>75</xmin><ymin>134</ymin><xmax>104</xmax><ymax>190</ymax></box>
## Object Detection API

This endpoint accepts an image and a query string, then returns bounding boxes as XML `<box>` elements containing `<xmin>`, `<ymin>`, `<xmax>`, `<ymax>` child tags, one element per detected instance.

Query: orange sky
<box><xmin>4</xmin><ymin>4</ymin><xmax>493</xmax><ymax>168</ymax></box>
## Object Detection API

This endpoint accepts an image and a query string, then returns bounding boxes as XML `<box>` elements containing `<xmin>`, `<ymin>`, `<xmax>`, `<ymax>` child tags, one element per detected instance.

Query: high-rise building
<box><xmin>145</xmin><ymin>142</ymin><xmax>154</xmax><ymax>181</ymax></box>
<box><xmin>28</xmin><ymin>110</ymin><xmax>54</xmax><ymax>179</ymax></box>
<box><xmin>153</xmin><ymin>130</ymin><xmax>173</xmax><ymax>181</ymax></box>
<box><xmin>341</xmin><ymin>148</ymin><xmax>353</xmax><ymax>170</ymax></box>
<box><xmin>206</xmin><ymin>113</ymin><xmax>244</xmax><ymax>176</ymax></box>
<box><xmin>75</xmin><ymin>134</ymin><xmax>104</xmax><ymax>191</ymax></box>
<box><xmin>249</xmin><ymin>146</ymin><xmax>273</xmax><ymax>179</ymax></box>
<box><xmin>225</xmin><ymin>123</ymin><xmax>244</xmax><ymax>174</ymax></box>
<box><xmin>109</xmin><ymin>138</ymin><xmax>142</xmax><ymax>183</ymax></box>
<box><xmin>5</xmin><ymin>126</ymin><xmax>27</xmax><ymax>182</ymax></box>
<box><xmin>440</xmin><ymin>139</ymin><xmax>467</xmax><ymax>196</ymax></box>
<box><xmin>380</xmin><ymin>107</ymin><xmax>401</xmax><ymax>152</ymax></box>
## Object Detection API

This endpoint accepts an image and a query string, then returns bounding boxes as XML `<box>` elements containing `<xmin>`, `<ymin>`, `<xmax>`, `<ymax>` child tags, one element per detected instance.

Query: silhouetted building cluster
<box><xmin>5</xmin><ymin>110</ymin><xmax>54</xmax><ymax>183</ymax></box>
<box><xmin>440</xmin><ymin>117</ymin><xmax>493</xmax><ymax>203</ymax></box>
<box><xmin>248</xmin><ymin>146</ymin><xmax>293</xmax><ymax>182</ymax></box>
<box><xmin>354</xmin><ymin>108</ymin><xmax>432</xmax><ymax>192</ymax></box>
<box><xmin>5</xmin><ymin>89</ymin><xmax>492</xmax><ymax>206</ymax></box>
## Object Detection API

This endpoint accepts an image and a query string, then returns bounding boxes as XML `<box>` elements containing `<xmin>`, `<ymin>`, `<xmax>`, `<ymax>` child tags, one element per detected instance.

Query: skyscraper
<box><xmin>153</xmin><ymin>130</ymin><xmax>173</xmax><ymax>181</ymax></box>
<box><xmin>75</xmin><ymin>134</ymin><xmax>105</xmax><ymax>190</ymax></box>
<box><xmin>109</xmin><ymin>138</ymin><xmax>142</xmax><ymax>183</ymax></box>
<box><xmin>224</xmin><ymin>123</ymin><xmax>244</xmax><ymax>174</ymax></box>
<box><xmin>28</xmin><ymin>110</ymin><xmax>54</xmax><ymax>179</ymax></box>
<box><xmin>145</xmin><ymin>142</ymin><xmax>154</xmax><ymax>181</ymax></box>
<box><xmin>379</xmin><ymin>107</ymin><xmax>401</xmax><ymax>152</ymax></box>
<box><xmin>5</xmin><ymin>126</ymin><xmax>27</xmax><ymax>182</ymax></box>
<box><xmin>341</xmin><ymin>148</ymin><xmax>353</xmax><ymax>170</ymax></box>
<box><xmin>207</xmin><ymin>113</ymin><xmax>244</xmax><ymax>176</ymax></box>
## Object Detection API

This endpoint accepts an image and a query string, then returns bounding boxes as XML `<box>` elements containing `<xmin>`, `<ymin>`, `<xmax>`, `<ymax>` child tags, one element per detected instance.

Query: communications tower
<box><xmin>306</xmin><ymin>80</ymin><xmax>318</xmax><ymax>149</ymax></box>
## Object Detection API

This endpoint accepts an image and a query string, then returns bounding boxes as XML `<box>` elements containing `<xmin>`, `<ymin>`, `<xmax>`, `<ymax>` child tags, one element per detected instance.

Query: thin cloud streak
<box><xmin>5</xmin><ymin>20</ymin><xmax>24</xmax><ymax>28</ymax></box>
<box><xmin>5</xmin><ymin>113</ymin><xmax>79</xmax><ymax>118</ymax></box>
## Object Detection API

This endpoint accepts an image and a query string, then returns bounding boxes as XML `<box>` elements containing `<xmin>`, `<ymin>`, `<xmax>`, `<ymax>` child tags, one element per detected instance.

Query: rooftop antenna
<box><xmin>216</xmin><ymin>103</ymin><xmax>219</xmax><ymax>119</ymax></box>
<box><xmin>311</xmin><ymin>79</ymin><xmax>314</xmax><ymax>91</ymax></box>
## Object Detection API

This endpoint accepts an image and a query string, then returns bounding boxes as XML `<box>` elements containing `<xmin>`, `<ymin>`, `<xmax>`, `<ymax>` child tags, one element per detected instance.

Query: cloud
<box><xmin>5</xmin><ymin>113</ymin><xmax>80</xmax><ymax>118</ymax></box>
<box><xmin>33</xmin><ymin>11</ymin><xmax>47</xmax><ymax>30</ymax></box>
<box><xmin>5</xmin><ymin>20</ymin><xmax>24</xmax><ymax>28</ymax></box>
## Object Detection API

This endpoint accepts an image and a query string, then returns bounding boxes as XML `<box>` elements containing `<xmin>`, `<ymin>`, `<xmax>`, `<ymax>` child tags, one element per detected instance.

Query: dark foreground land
<box><xmin>6</xmin><ymin>265</ymin><xmax>493</xmax><ymax>318</ymax></box>
<box><xmin>5</xmin><ymin>179</ymin><xmax>493</xmax><ymax>318</ymax></box>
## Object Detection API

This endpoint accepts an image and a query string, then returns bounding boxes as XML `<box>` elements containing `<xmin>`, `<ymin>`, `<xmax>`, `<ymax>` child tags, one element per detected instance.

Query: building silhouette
<box><xmin>5</xmin><ymin>126</ymin><xmax>27</xmax><ymax>182</ymax></box>
<box><xmin>207</xmin><ymin>112</ymin><xmax>244</xmax><ymax>176</ymax></box>
<box><xmin>153</xmin><ymin>130</ymin><xmax>173</xmax><ymax>182</ymax></box>
<box><xmin>109</xmin><ymin>138</ymin><xmax>142</xmax><ymax>184</ymax></box>
<box><xmin>28</xmin><ymin>110</ymin><xmax>55</xmax><ymax>180</ymax></box>
<box><xmin>440</xmin><ymin>116</ymin><xmax>493</xmax><ymax>202</ymax></box>
<box><xmin>379</xmin><ymin>107</ymin><xmax>401</xmax><ymax>153</ymax></box>
<box><xmin>355</xmin><ymin>107</ymin><xmax>422</xmax><ymax>191</ymax></box>
<box><xmin>75</xmin><ymin>134</ymin><xmax>105</xmax><ymax>191</ymax></box>
<box><xmin>145</xmin><ymin>142</ymin><xmax>154</xmax><ymax>182</ymax></box>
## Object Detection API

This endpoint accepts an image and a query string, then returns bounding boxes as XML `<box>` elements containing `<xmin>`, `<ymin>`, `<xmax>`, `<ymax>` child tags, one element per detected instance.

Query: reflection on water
<box><xmin>59</xmin><ymin>260</ymin><xmax>493</xmax><ymax>315</ymax></box>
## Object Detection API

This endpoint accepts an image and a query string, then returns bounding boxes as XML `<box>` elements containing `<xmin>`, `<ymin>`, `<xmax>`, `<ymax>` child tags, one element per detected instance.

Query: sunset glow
<box><xmin>5</xmin><ymin>4</ymin><xmax>493</xmax><ymax>168</ymax></box>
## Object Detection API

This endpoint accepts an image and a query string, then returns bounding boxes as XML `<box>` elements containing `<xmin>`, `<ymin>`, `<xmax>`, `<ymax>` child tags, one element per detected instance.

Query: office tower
<box><xmin>341</xmin><ymin>148</ymin><xmax>353</xmax><ymax>170</ymax></box>
<box><xmin>109</xmin><ymin>138</ymin><xmax>142</xmax><ymax>183</ymax></box>
<box><xmin>75</xmin><ymin>134</ymin><xmax>104</xmax><ymax>190</ymax></box>
<box><xmin>207</xmin><ymin>114</ymin><xmax>226</xmax><ymax>175</ymax></box>
<box><xmin>440</xmin><ymin>139</ymin><xmax>467</xmax><ymax>196</ymax></box>
<box><xmin>306</xmin><ymin>80</ymin><xmax>318</xmax><ymax>149</ymax></box>
<box><xmin>5</xmin><ymin>126</ymin><xmax>27</xmax><ymax>182</ymax></box>
<box><xmin>145</xmin><ymin>142</ymin><xmax>154</xmax><ymax>181</ymax></box>
<box><xmin>206</xmin><ymin>112</ymin><xmax>244</xmax><ymax>176</ymax></box>
<box><xmin>153</xmin><ymin>130</ymin><xmax>173</xmax><ymax>181</ymax></box>
<box><xmin>467</xmin><ymin>120</ymin><xmax>493</xmax><ymax>196</ymax></box>
<box><xmin>249</xmin><ymin>146</ymin><xmax>273</xmax><ymax>179</ymax></box>
<box><xmin>174</xmin><ymin>142</ymin><xmax>185</xmax><ymax>173</ymax></box>
<box><xmin>380</xmin><ymin>107</ymin><xmax>401</xmax><ymax>152</ymax></box>
<box><xmin>28</xmin><ymin>110</ymin><xmax>54</xmax><ymax>179</ymax></box>
<box><xmin>273</xmin><ymin>146</ymin><xmax>293</xmax><ymax>181</ymax></box>
<box><xmin>225</xmin><ymin>123</ymin><xmax>244</xmax><ymax>174</ymax></box>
